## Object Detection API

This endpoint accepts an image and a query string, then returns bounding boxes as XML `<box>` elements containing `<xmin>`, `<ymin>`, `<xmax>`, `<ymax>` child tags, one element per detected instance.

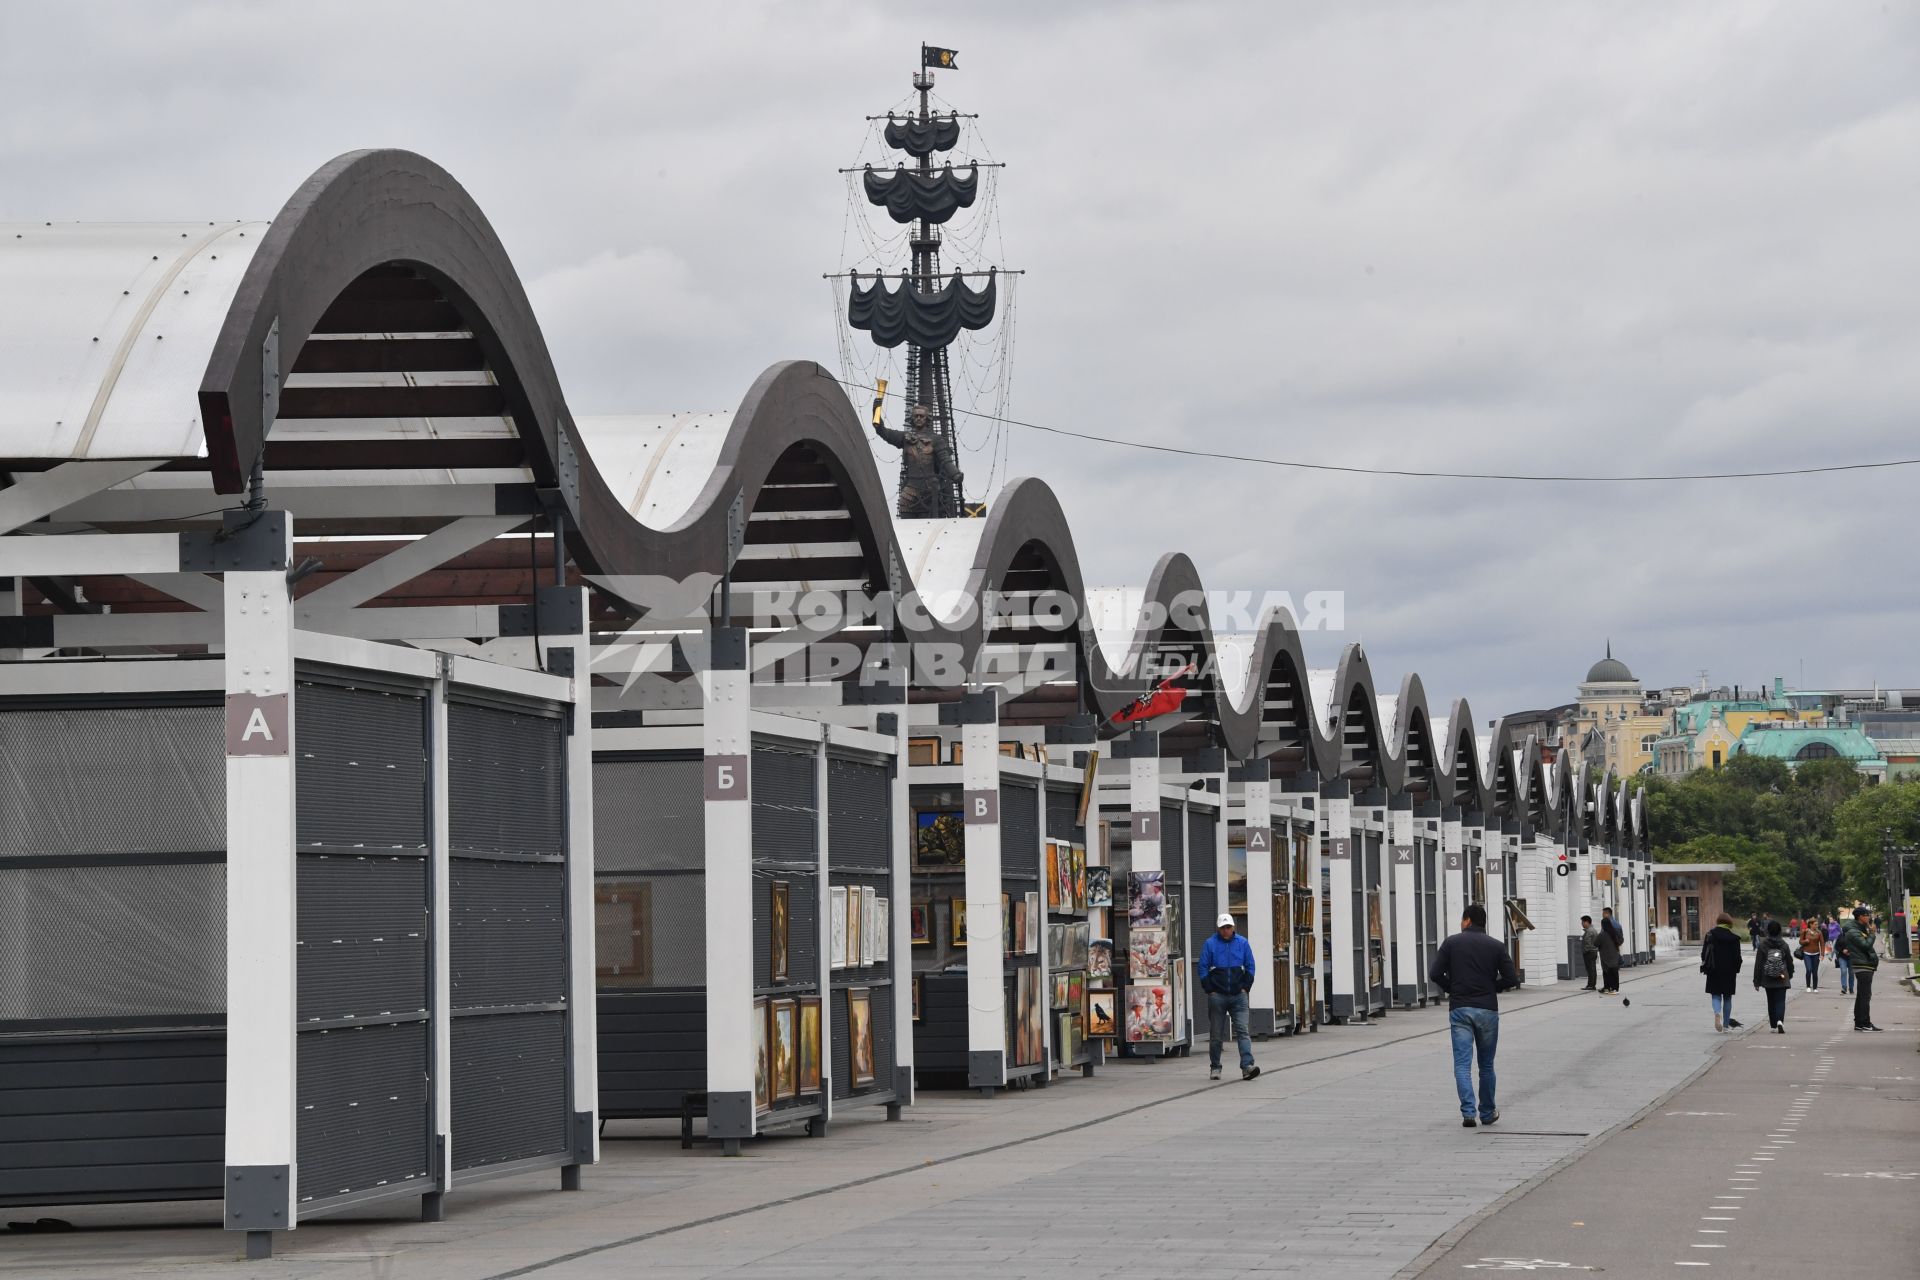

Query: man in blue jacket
<box><xmin>1198</xmin><ymin>913</ymin><xmax>1260</xmax><ymax>1082</ymax></box>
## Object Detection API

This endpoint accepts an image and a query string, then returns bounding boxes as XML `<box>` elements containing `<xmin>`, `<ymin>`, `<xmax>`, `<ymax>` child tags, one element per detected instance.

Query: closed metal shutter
<box><xmin>1188</xmin><ymin>808</ymin><xmax>1218</xmax><ymax>944</ymax></box>
<box><xmin>293</xmin><ymin>680</ymin><xmax>432</xmax><ymax>1208</ymax></box>
<box><xmin>829</xmin><ymin>755</ymin><xmax>891</xmax><ymax>1101</ymax></box>
<box><xmin>448</xmin><ymin>700</ymin><xmax>570</xmax><ymax>1174</ymax></box>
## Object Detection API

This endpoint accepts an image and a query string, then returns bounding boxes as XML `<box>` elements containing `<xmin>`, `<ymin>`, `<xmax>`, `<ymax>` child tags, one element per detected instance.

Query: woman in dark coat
<box><xmin>1752</xmin><ymin>919</ymin><xmax>1794</xmax><ymax>1032</ymax></box>
<box><xmin>1701</xmin><ymin>913</ymin><xmax>1745</xmax><ymax>1032</ymax></box>
<box><xmin>1594</xmin><ymin>913</ymin><xmax>1623</xmax><ymax>994</ymax></box>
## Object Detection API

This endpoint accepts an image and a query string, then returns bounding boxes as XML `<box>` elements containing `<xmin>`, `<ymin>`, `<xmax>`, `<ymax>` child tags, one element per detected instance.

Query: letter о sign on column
<box><xmin>225</xmin><ymin>693</ymin><xmax>289</xmax><ymax>757</ymax></box>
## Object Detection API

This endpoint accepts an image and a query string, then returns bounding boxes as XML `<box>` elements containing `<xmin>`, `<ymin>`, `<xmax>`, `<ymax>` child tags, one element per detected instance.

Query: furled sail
<box><xmin>848</xmin><ymin>270</ymin><xmax>997</xmax><ymax>350</ymax></box>
<box><xmin>882</xmin><ymin>112</ymin><xmax>960</xmax><ymax>157</ymax></box>
<box><xmin>863</xmin><ymin>164</ymin><xmax>978</xmax><ymax>225</ymax></box>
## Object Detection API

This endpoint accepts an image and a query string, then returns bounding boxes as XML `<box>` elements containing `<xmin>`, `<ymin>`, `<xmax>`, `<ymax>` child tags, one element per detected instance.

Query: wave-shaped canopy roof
<box><xmin>0</xmin><ymin>148</ymin><xmax>1585</xmax><ymax>823</ymax></box>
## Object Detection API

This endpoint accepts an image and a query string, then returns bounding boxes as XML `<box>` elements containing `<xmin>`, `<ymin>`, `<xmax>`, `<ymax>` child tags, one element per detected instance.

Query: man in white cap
<box><xmin>1198</xmin><ymin>913</ymin><xmax>1259</xmax><ymax>1081</ymax></box>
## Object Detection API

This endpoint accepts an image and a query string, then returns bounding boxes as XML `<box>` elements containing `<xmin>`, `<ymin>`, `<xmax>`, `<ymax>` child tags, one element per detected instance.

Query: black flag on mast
<box><xmin>923</xmin><ymin>45</ymin><xmax>958</xmax><ymax>69</ymax></box>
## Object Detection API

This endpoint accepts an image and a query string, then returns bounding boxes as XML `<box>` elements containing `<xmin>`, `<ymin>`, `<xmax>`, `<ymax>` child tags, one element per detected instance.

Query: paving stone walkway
<box><xmin>6</xmin><ymin>957</ymin><xmax>1752</xmax><ymax>1280</ymax></box>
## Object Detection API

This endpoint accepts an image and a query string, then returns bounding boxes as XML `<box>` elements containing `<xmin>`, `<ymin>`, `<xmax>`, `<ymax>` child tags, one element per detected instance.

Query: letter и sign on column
<box><xmin>963</xmin><ymin>790</ymin><xmax>999</xmax><ymax>825</ymax></box>
<box><xmin>706</xmin><ymin>755</ymin><xmax>749</xmax><ymax>801</ymax></box>
<box><xmin>225</xmin><ymin>693</ymin><xmax>289</xmax><ymax>756</ymax></box>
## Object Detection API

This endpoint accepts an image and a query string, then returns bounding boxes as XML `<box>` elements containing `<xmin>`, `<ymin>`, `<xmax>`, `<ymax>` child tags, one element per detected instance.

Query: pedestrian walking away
<box><xmin>1746</xmin><ymin>912</ymin><xmax>1763</xmax><ymax>952</ymax></box>
<box><xmin>1797</xmin><ymin>919</ymin><xmax>1824</xmax><ymax>991</ymax></box>
<box><xmin>1429</xmin><ymin>902</ymin><xmax>1519</xmax><ymax>1128</ymax></box>
<box><xmin>1596</xmin><ymin>907</ymin><xmax>1623</xmax><ymax>993</ymax></box>
<box><xmin>1198</xmin><ymin>913</ymin><xmax>1259</xmax><ymax>1080</ymax></box>
<box><xmin>1835</xmin><ymin>906</ymin><xmax>1882</xmax><ymax>1032</ymax></box>
<box><xmin>1753</xmin><ymin>920</ymin><xmax>1794</xmax><ymax>1033</ymax></box>
<box><xmin>1579</xmin><ymin>915</ymin><xmax>1599</xmax><ymax>990</ymax></box>
<box><xmin>1701</xmin><ymin>913</ymin><xmax>1745</xmax><ymax>1032</ymax></box>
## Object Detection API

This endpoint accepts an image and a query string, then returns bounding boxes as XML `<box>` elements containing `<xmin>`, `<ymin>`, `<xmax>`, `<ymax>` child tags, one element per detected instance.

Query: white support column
<box><xmin>1323</xmin><ymin>786</ymin><xmax>1356</xmax><ymax>1021</ymax></box>
<box><xmin>959</xmin><ymin>691</ymin><xmax>1004</xmax><ymax>1091</ymax></box>
<box><xmin>222</xmin><ymin>543</ymin><xmax>297</xmax><ymax>1256</ymax></box>
<box><xmin>554</xmin><ymin>600</ymin><xmax>597</xmax><ymax>1183</ymax></box>
<box><xmin>1484</xmin><ymin>827</ymin><xmax>1508</xmax><ymax>945</ymax></box>
<box><xmin>1441</xmin><ymin>812</ymin><xmax>1465</xmax><ymax>936</ymax></box>
<box><xmin>1389</xmin><ymin>802</ymin><xmax>1418</xmax><ymax>1007</ymax></box>
<box><xmin>886</xmin><ymin>703</ymin><xmax>913</xmax><ymax>1107</ymax></box>
<box><xmin>702</xmin><ymin>628</ymin><xmax>755</xmax><ymax>1153</ymax></box>
<box><xmin>422</xmin><ymin>665</ymin><xmax>453</xmax><ymax>1223</ymax></box>
<box><xmin>1238</xmin><ymin>767</ymin><xmax>1275</xmax><ymax>1035</ymax></box>
<box><xmin>814</xmin><ymin>728</ymin><xmax>833</xmax><ymax>1123</ymax></box>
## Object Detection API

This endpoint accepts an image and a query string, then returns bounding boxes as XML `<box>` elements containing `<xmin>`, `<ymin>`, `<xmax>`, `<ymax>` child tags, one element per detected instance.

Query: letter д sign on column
<box><xmin>225</xmin><ymin>693</ymin><xmax>289</xmax><ymax>757</ymax></box>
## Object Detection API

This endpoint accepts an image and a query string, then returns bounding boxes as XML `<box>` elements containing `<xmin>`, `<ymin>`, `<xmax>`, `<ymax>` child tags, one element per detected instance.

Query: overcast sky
<box><xmin>6</xmin><ymin>1</ymin><xmax>1917</xmax><ymax>719</ymax></box>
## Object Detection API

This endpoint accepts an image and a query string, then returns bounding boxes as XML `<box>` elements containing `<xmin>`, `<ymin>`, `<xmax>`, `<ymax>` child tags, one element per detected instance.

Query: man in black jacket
<box><xmin>1429</xmin><ymin>903</ymin><xmax>1521</xmax><ymax>1129</ymax></box>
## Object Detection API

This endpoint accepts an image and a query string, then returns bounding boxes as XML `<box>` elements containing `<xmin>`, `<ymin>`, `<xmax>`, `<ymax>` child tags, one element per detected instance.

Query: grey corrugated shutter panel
<box><xmin>293</xmin><ymin>680</ymin><xmax>432</xmax><ymax>1207</ymax></box>
<box><xmin>1000</xmin><ymin>782</ymin><xmax>1039</xmax><ymax>881</ymax></box>
<box><xmin>1045</xmin><ymin>787</ymin><xmax>1081</xmax><ymax>842</ymax></box>
<box><xmin>448</xmin><ymin>699</ymin><xmax>570</xmax><ymax>1174</ymax></box>
<box><xmin>1188</xmin><ymin>808</ymin><xmax>1217</xmax><ymax>940</ymax></box>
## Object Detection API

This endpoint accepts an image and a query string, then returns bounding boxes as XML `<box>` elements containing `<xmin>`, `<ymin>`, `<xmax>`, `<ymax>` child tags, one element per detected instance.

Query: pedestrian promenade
<box><xmin>7</xmin><ymin>956</ymin><xmax>1782</xmax><ymax>1280</ymax></box>
<box><xmin>1416</xmin><ymin>968</ymin><xmax>1918</xmax><ymax>1276</ymax></box>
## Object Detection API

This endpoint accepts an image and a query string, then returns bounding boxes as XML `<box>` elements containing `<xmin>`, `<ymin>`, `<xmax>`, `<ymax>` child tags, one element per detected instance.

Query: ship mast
<box><xmin>906</xmin><ymin>55</ymin><xmax>966</xmax><ymax>517</ymax></box>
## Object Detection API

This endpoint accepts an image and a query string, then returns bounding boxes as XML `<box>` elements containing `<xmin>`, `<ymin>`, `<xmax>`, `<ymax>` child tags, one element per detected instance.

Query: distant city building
<box><xmin>1561</xmin><ymin>645</ymin><xmax>1669</xmax><ymax>778</ymax></box>
<box><xmin>1731</xmin><ymin>722</ymin><xmax>1888</xmax><ymax>781</ymax></box>
<box><xmin>1651</xmin><ymin>677</ymin><xmax>1818</xmax><ymax>777</ymax></box>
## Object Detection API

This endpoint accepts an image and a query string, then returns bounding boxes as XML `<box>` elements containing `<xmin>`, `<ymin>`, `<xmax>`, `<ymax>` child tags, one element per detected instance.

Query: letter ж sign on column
<box><xmin>706</xmin><ymin>755</ymin><xmax>749</xmax><ymax>801</ymax></box>
<box><xmin>225</xmin><ymin>693</ymin><xmax>289</xmax><ymax>757</ymax></box>
<box><xmin>963</xmin><ymin>789</ymin><xmax>999</xmax><ymax>825</ymax></box>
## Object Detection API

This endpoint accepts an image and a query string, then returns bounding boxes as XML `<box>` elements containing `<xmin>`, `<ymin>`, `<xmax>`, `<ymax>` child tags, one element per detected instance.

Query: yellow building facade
<box><xmin>1564</xmin><ymin>646</ymin><xmax>1667</xmax><ymax>776</ymax></box>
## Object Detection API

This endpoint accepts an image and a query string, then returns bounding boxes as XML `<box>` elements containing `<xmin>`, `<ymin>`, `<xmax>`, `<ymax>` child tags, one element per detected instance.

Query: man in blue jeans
<box><xmin>1198</xmin><ymin>913</ymin><xmax>1260</xmax><ymax>1082</ymax></box>
<box><xmin>1428</xmin><ymin>903</ymin><xmax>1520</xmax><ymax>1128</ymax></box>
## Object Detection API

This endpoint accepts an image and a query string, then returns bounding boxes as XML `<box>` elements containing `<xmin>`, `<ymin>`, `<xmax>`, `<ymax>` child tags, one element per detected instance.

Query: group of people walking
<box><xmin>1704</xmin><ymin>906</ymin><xmax>1884</xmax><ymax>1033</ymax></box>
<box><xmin>1579</xmin><ymin>908</ymin><xmax>1625</xmax><ymax>994</ymax></box>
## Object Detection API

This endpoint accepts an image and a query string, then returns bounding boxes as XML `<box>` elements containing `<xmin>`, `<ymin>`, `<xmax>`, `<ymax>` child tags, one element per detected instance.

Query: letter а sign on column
<box><xmin>225</xmin><ymin>693</ymin><xmax>288</xmax><ymax>756</ymax></box>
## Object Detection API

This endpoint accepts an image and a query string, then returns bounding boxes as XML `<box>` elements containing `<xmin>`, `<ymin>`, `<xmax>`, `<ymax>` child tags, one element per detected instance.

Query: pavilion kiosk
<box><xmin>1236</xmin><ymin>762</ymin><xmax>1322</xmax><ymax>1036</ymax></box>
<box><xmin>1321</xmin><ymin>778</ymin><xmax>1368</xmax><ymax>1023</ymax></box>
<box><xmin>1104</xmin><ymin>727</ymin><xmax>1200</xmax><ymax>1059</ymax></box>
<box><xmin>593</xmin><ymin>630</ymin><xmax>909</xmax><ymax>1151</ymax></box>
<box><xmin>1041</xmin><ymin>719</ymin><xmax>1103</xmax><ymax>1082</ymax></box>
<box><xmin>1277</xmin><ymin>771</ymin><xmax>1322</xmax><ymax>1032</ymax></box>
<box><xmin>1440</xmin><ymin>806</ymin><xmax>1467</xmax><ymax>936</ymax></box>
<box><xmin>901</xmin><ymin>696</ymin><xmax>1099</xmax><ymax>1094</ymax></box>
<box><xmin>1516</xmin><ymin>825</ymin><xmax>1562</xmax><ymax>989</ymax></box>
<box><xmin>1355</xmin><ymin>789</ymin><xmax>1391</xmax><ymax>1016</ymax></box>
<box><xmin>1389</xmin><ymin>796</ymin><xmax>1442</xmax><ymax>1008</ymax></box>
<box><xmin>0</xmin><ymin>532</ymin><xmax>595</xmax><ymax>1259</ymax></box>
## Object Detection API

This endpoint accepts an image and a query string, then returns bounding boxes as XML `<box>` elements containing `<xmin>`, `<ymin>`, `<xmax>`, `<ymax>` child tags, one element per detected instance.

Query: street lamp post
<box><xmin>1880</xmin><ymin>828</ymin><xmax>1915</xmax><ymax>961</ymax></box>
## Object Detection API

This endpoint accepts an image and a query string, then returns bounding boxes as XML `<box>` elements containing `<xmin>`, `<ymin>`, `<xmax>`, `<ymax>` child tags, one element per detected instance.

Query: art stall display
<box><xmin>875</xmin><ymin>896</ymin><xmax>890</xmax><ymax>963</ymax></box>
<box><xmin>1124</xmin><ymin>984</ymin><xmax>1174</xmax><ymax>1042</ymax></box>
<box><xmin>847</xmin><ymin>987</ymin><xmax>876</xmax><ymax>1086</ymax></box>
<box><xmin>846</xmin><ymin>885</ymin><xmax>864</xmax><ymax>968</ymax></box>
<box><xmin>914</xmin><ymin>809</ymin><xmax>965</xmax><ymax>870</ymax></box>
<box><xmin>950</xmin><ymin>896</ymin><xmax>967</xmax><ymax>947</ymax></box>
<box><xmin>753</xmin><ymin>997</ymin><xmax>771</xmax><ymax>1111</ymax></box>
<box><xmin>769</xmin><ymin>881</ymin><xmax>790</xmax><ymax>984</ymax></box>
<box><xmin>862</xmin><ymin>886</ymin><xmax>878</xmax><ymax>964</ymax></box>
<box><xmin>799</xmin><ymin>997</ymin><xmax>822</xmax><ymax>1093</ymax></box>
<box><xmin>911</xmin><ymin>898</ymin><xmax>930</xmax><ymax>945</ymax></box>
<box><xmin>1024</xmin><ymin>893</ymin><xmax>1040</xmax><ymax>954</ymax></box>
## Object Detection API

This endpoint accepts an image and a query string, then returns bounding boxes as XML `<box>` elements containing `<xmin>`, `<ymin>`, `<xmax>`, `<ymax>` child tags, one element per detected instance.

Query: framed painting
<box><xmin>1024</xmin><ymin>892</ymin><xmax>1040</xmax><ymax>954</ymax></box>
<box><xmin>1051</xmin><ymin>973</ymin><xmax>1069</xmax><ymax>1011</ymax></box>
<box><xmin>1124</xmin><ymin>984</ymin><xmax>1173</xmax><ymax>1042</ymax></box>
<box><xmin>829</xmin><ymin>886</ymin><xmax>848</xmax><ymax>972</ymax></box>
<box><xmin>1068</xmin><ymin>971</ymin><xmax>1084</xmax><ymax>1008</ymax></box>
<box><xmin>846</xmin><ymin>883</ymin><xmax>863</xmax><ymax>968</ymax></box>
<box><xmin>947</xmin><ymin>739</ymin><xmax>965</xmax><ymax>765</ymax></box>
<box><xmin>1088</xmin><ymin>937</ymin><xmax>1113</xmax><ymax>981</ymax></box>
<box><xmin>913</xmin><ymin>809</ymin><xmax>965</xmax><ymax>871</ymax></box>
<box><xmin>1086</xmin><ymin>987</ymin><xmax>1116</xmax><ymax>1038</ymax></box>
<box><xmin>1045</xmin><ymin>842</ymin><xmax>1062</xmax><ymax>911</ymax></box>
<box><xmin>1076</xmin><ymin>747</ymin><xmax>1100</xmax><ymax>826</ymax></box>
<box><xmin>593</xmin><ymin>879</ymin><xmax>654</xmax><ymax>987</ymax></box>
<box><xmin>912</xmin><ymin>974</ymin><xmax>922</xmax><ymax>1022</ymax></box>
<box><xmin>906</xmin><ymin>736</ymin><xmax>941</xmax><ymax>767</ymax></box>
<box><xmin>1227</xmin><ymin>841</ymin><xmax>1248</xmax><ymax>918</ymax></box>
<box><xmin>1002</xmin><ymin>891</ymin><xmax>1013</xmax><ymax>955</ymax></box>
<box><xmin>911</xmin><ymin>897</ymin><xmax>930</xmax><ymax>945</ymax></box>
<box><xmin>1128</xmin><ymin>870</ymin><xmax>1166</xmax><ymax>927</ymax></box>
<box><xmin>1172</xmin><ymin>967</ymin><xmax>1188</xmax><ymax>1038</ymax></box>
<box><xmin>1071</xmin><ymin>844</ymin><xmax>1087</xmax><ymax>912</ymax></box>
<box><xmin>847</xmin><ymin>987</ymin><xmax>876</xmax><ymax>1087</ymax></box>
<box><xmin>1128</xmin><ymin>926</ymin><xmax>1168</xmax><ymax>979</ymax></box>
<box><xmin>1011</xmin><ymin>894</ymin><xmax>1026</xmax><ymax>954</ymax></box>
<box><xmin>753</xmin><ymin>997</ymin><xmax>771</xmax><ymax>1111</ymax></box>
<box><xmin>1046</xmin><ymin>922</ymin><xmax>1066</xmax><ymax>970</ymax></box>
<box><xmin>769</xmin><ymin>880</ymin><xmax>790</xmax><ymax>984</ymax></box>
<box><xmin>799</xmin><ymin>997</ymin><xmax>823</xmax><ymax>1093</ymax></box>
<box><xmin>875</xmin><ymin>895</ymin><xmax>890</xmax><ymax>964</ymax></box>
<box><xmin>862</xmin><ymin>885</ymin><xmax>878</xmax><ymax>963</ymax></box>
<box><xmin>1086</xmin><ymin>865</ymin><xmax>1112</xmax><ymax>910</ymax></box>
<box><xmin>1069</xmin><ymin>921</ymin><xmax>1089</xmax><ymax>969</ymax></box>
<box><xmin>950</xmin><ymin>895</ymin><xmax>967</xmax><ymax>947</ymax></box>
<box><xmin>771</xmin><ymin>998</ymin><xmax>798</xmax><ymax>1102</ymax></box>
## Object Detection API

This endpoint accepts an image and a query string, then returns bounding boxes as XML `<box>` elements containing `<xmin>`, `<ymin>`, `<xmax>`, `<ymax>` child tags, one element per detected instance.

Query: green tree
<box><xmin>1663</xmin><ymin>833</ymin><xmax>1796</xmax><ymax>917</ymax></box>
<box><xmin>1824</xmin><ymin>779</ymin><xmax>1920</xmax><ymax>907</ymax></box>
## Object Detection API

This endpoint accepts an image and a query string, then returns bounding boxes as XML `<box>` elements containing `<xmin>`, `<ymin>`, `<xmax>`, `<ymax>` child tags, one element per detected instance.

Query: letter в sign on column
<box><xmin>963</xmin><ymin>789</ymin><xmax>999</xmax><ymax>825</ymax></box>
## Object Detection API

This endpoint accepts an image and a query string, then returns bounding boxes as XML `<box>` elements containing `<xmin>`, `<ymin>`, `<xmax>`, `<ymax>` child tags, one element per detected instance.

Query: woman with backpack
<box><xmin>1701</xmin><ymin>913</ymin><xmax>1745</xmax><ymax>1032</ymax></box>
<box><xmin>1753</xmin><ymin>920</ymin><xmax>1795</xmax><ymax>1032</ymax></box>
<box><xmin>1797</xmin><ymin>918</ymin><xmax>1825</xmax><ymax>991</ymax></box>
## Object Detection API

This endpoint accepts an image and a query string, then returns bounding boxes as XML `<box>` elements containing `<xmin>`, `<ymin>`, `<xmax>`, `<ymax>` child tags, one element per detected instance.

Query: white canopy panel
<box><xmin>0</xmin><ymin>222</ymin><xmax>264</xmax><ymax>461</ymax></box>
<box><xmin>574</xmin><ymin>412</ymin><xmax>733</xmax><ymax>530</ymax></box>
